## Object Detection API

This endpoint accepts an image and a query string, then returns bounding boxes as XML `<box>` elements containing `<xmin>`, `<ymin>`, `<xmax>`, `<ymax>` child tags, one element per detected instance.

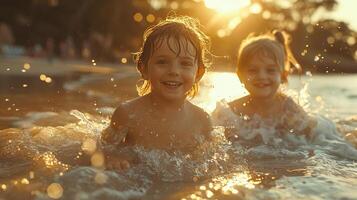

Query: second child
<box><xmin>213</xmin><ymin>30</ymin><xmax>316</xmax><ymax>145</ymax></box>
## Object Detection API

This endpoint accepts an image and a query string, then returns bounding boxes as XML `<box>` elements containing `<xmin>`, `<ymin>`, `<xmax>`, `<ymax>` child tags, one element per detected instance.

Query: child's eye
<box><xmin>156</xmin><ymin>59</ymin><xmax>168</xmax><ymax>65</ymax></box>
<box><xmin>181</xmin><ymin>60</ymin><xmax>194</xmax><ymax>67</ymax></box>
<box><xmin>247</xmin><ymin>68</ymin><xmax>258</xmax><ymax>73</ymax></box>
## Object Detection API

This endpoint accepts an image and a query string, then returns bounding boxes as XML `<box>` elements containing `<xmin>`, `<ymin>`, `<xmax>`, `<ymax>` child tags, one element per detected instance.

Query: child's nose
<box><xmin>256</xmin><ymin>70</ymin><xmax>268</xmax><ymax>79</ymax></box>
<box><xmin>168</xmin><ymin>62</ymin><xmax>180</xmax><ymax>75</ymax></box>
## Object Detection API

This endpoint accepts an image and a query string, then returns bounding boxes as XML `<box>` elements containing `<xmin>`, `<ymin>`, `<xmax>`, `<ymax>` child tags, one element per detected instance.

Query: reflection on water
<box><xmin>1</xmin><ymin>71</ymin><xmax>357</xmax><ymax>199</ymax></box>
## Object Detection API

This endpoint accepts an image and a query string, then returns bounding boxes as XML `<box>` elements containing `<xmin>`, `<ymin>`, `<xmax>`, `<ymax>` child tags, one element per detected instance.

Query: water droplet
<box><xmin>91</xmin><ymin>152</ymin><xmax>105</xmax><ymax>168</ymax></box>
<box><xmin>243</xmin><ymin>115</ymin><xmax>250</xmax><ymax>120</ymax></box>
<box><xmin>199</xmin><ymin>185</ymin><xmax>207</xmax><ymax>190</ymax></box>
<box><xmin>21</xmin><ymin>178</ymin><xmax>30</xmax><ymax>184</ymax></box>
<box><xmin>23</xmin><ymin>63</ymin><xmax>31</xmax><ymax>70</ymax></box>
<box><xmin>206</xmin><ymin>190</ymin><xmax>214</xmax><ymax>198</ymax></box>
<box><xmin>40</xmin><ymin>74</ymin><xmax>47</xmax><ymax>81</ymax></box>
<box><xmin>47</xmin><ymin>183</ymin><xmax>63</xmax><ymax>199</ymax></box>
<box><xmin>347</xmin><ymin>36</ymin><xmax>356</xmax><ymax>46</ymax></box>
<box><xmin>327</xmin><ymin>36</ymin><xmax>335</xmax><ymax>44</ymax></box>
<box><xmin>121</xmin><ymin>58</ymin><xmax>128</xmax><ymax>64</ymax></box>
<box><xmin>45</xmin><ymin>77</ymin><xmax>52</xmax><ymax>83</ymax></box>
<box><xmin>314</xmin><ymin>55</ymin><xmax>320</xmax><ymax>62</ymax></box>
<box><xmin>146</xmin><ymin>14</ymin><xmax>156</xmax><ymax>23</ymax></box>
<box><xmin>94</xmin><ymin>172</ymin><xmax>108</xmax><ymax>184</ymax></box>
<box><xmin>81</xmin><ymin>138</ymin><xmax>97</xmax><ymax>154</ymax></box>
<box><xmin>1</xmin><ymin>184</ymin><xmax>7</xmax><ymax>190</ymax></box>
<box><xmin>133</xmin><ymin>13</ymin><xmax>143</xmax><ymax>22</ymax></box>
<box><xmin>29</xmin><ymin>171</ymin><xmax>35</xmax><ymax>179</ymax></box>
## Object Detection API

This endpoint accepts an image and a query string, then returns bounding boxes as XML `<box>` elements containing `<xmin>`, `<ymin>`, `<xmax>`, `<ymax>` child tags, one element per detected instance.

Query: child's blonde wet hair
<box><xmin>237</xmin><ymin>30</ymin><xmax>301</xmax><ymax>83</ymax></box>
<box><xmin>134</xmin><ymin>15</ymin><xmax>211</xmax><ymax>97</ymax></box>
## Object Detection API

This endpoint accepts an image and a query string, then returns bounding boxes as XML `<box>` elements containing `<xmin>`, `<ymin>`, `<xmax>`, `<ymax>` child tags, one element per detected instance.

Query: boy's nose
<box><xmin>168</xmin><ymin>62</ymin><xmax>180</xmax><ymax>75</ymax></box>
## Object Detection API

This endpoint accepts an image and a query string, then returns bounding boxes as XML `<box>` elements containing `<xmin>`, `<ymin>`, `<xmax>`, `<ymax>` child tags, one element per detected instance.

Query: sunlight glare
<box><xmin>183</xmin><ymin>172</ymin><xmax>258</xmax><ymax>199</ymax></box>
<box><xmin>196</xmin><ymin>72</ymin><xmax>247</xmax><ymax>113</ymax></box>
<box><xmin>204</xmin><ymin>0</ymin><xmax>250</xmax><ymax>13</ymax></box>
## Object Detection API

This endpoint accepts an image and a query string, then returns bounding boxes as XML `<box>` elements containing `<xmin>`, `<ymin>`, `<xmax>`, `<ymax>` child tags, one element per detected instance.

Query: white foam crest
<box><xmin>131</xmin><ymin>132</ymin><xmax>232</xmax><ymax>182</ymax></box>
<box><xmin>69</xmin><ymin>110</ymin><xmax>109</xmax><ymax>137</ymax></box>
<box><xmin>311</xmin><ymin>116</ymin><xmax>357</xmax><ymax>160</ymax></box>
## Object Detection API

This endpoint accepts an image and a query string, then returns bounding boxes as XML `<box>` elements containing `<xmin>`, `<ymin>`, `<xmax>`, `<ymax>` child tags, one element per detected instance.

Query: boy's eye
<box><xmin>156</xmin><ymin>59</ymin><xmax>168</xmax><ymax>65</ymax></box>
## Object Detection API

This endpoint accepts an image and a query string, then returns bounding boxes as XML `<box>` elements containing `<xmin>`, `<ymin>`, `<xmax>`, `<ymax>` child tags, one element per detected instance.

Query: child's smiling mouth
<box><xmin>253</xmin><ymin>82</ymin><xmax>271</xmax><ymax>88</ymax></box>
<box><xmin>161</xmin><ymin>81</ymin><xmax>183</xmax><ymax>88</ymax></box>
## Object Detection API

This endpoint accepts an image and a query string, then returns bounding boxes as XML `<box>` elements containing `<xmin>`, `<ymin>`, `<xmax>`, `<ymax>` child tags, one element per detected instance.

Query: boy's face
<box><xmin>239</xmin><ymin>55</ymin><xmax>282</xmax><ymax>99</ymax></box>
<box><xmin>144</xmin><ymin>36</ymin><xmax>199</xmax><ymax>102</ymax></box>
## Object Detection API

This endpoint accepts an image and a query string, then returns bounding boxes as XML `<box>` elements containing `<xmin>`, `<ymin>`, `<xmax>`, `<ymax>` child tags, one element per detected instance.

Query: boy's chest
<box><xmin>126</xmin><ymin>115</ymin><xmax>203</xmax><ymax>149</ymax></box>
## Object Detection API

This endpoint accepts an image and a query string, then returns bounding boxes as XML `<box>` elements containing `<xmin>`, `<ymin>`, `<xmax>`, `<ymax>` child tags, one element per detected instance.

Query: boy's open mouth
<box><xmin>161</xmin><ymin>81</ymin><xmax>182</xmax><ymax>88</ymax></box>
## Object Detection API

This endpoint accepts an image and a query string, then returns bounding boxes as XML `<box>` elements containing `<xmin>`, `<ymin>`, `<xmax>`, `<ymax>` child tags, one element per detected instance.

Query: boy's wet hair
<box><xmin>134</xmin><ymin>15</ymin><xmax>211</xmax><ymax>97</ymax></box>
<box><xmin>236</xmin><ymin>30</ymin><xmax>301</xmax><ymax>83</ymax></box>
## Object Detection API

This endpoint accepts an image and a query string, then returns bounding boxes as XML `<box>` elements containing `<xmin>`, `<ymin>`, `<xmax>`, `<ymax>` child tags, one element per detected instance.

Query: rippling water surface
<box><xmin>1</xmin><ymin>70</ymin><xmax>357</xmax><ymax>200</ymax></box>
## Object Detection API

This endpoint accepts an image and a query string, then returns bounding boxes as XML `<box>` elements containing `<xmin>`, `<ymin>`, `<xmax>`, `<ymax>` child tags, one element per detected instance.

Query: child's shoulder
<box><xmin>186</xmin><ymin>101</ymin><xmax>210</xmax><ymax>118</ymax></box>
<box><xmin>279</xmin><ymin>94</ymin><xmax>304</xmax><ymax>112</ymax></box>
<box><xmin>111</xmin><ymin>97</ymin><xmax>144</xmax><ymax>125</ymax></box>
<box><xmin>228</xmin><ymin>96</ymin><xmax>250</xmax><ymax>113</ymax></box>
<box><xmin>186</xmin><ymin>101</ymin><xmax>212</xmax><ymax>133</ymax></box>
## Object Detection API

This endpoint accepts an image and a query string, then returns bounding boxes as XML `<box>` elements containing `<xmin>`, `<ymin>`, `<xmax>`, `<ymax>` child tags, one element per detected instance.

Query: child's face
<box><xmin>239</xmin><ymin>55</ymin><xmax>282</xmax><ymax>99</ymax></box>
<box><xmin>144</xmin><ymin>37</ymin><xmax>199</xmax><ymax>101</ymax></box>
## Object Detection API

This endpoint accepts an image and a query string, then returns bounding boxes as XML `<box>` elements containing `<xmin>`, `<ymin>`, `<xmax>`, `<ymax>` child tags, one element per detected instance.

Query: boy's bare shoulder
<box><xmin>186</xmin><ymin>101</ymin><xmax>212</xmax><ymax>132</ymax></box>
<box><xmin>111</xmin><ymin>97</ymin><xmax>144</xmax><ymax>128</ymax></box>
<box><xmin>187</xmin><ymin>101</ymin><xmax>209</xmax><ymax>118</ymax></box>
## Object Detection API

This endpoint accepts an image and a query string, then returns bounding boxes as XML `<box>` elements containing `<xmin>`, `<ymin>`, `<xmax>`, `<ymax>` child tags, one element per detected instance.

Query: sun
<box><xmin>204</xmin><ymin>0</ymin><xmax>251</xmax><ymax>14</ymax></box>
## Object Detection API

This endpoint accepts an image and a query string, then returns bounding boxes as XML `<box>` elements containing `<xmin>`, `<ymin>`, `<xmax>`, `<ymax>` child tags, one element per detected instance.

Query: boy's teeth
<box><xmin>163</xmin><ymin>81</ymin><xmax>180</xmax><ymax>86</ymax></box>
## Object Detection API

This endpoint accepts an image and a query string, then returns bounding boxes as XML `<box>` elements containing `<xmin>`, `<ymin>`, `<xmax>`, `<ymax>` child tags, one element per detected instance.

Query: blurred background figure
<box><xmin>0</xmin><ymin>0</ymin><xmax>355</xmax><ymax>71</ymax></box>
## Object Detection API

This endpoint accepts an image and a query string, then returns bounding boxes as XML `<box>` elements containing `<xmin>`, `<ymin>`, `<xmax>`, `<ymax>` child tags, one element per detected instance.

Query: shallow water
<box><xmin>1</xmin><ymin>69</ymin><xmax>357</xmax><ymax>200</ymax></box>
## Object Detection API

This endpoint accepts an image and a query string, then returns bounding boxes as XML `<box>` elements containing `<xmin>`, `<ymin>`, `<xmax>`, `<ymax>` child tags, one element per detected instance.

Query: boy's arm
<box><xmin>100</xmin><ymin>104</ymin><xmax>134</xmax><ymax>171</ymax></box>
<box><xmin>101</xmin><ymin>104</ymin><xmax>129</xmax><ymax>146</ymax></box>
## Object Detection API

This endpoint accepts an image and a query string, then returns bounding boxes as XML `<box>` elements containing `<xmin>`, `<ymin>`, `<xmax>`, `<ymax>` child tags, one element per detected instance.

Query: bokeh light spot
<box><xmin>146</xmin><ymin>14</ymin><xmax>156</xmax><ymax>23</ymax></box>
<box><xmin>133</xmin><ymin>13</ymin><xmax>143</xmax><ymax>22</ymax></box>
<box><xmin>47</xmin><ymin>183</ymin><xmax>63</xmax><ymax>199</ymax></box>
<box><xmin>91</xmin><ymin>152</ymin><xmax>105</xmax><ymax>168</ymax></box>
